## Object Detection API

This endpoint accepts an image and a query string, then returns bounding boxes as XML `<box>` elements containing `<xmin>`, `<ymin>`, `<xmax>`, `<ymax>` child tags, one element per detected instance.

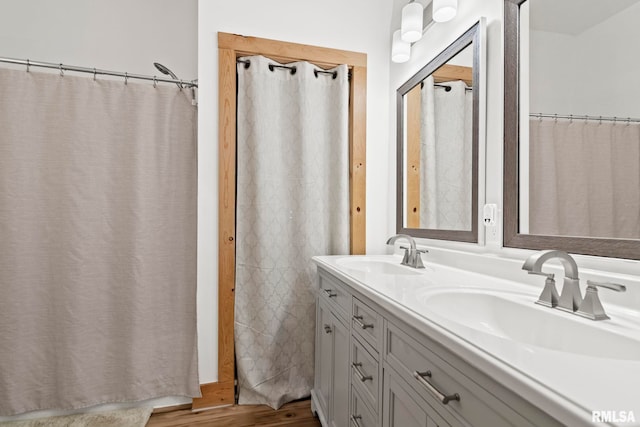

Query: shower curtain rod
<box><xmin>420</xmin><ymin>81</ymin><xmax>473</xmax><ymax>91</ymax></box>
<box><xmin>530</xmin><ymin>113</ymin><xmax>640</xmax><ymax>123</ymax></box>
<box><xmin>236</xmin><ymin>57</ymin><xmax>350</xmax><ymax>79</ymax></box>
<box><xmin>0</xmin><ymin>57</ymin><xmax>198</xmax><ymax>88</ymax></box>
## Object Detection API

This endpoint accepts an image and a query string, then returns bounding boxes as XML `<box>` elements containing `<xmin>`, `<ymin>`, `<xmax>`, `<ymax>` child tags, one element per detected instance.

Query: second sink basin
<box><xmin>421</xmin><ymin>288</ymin><xmax>640</xmax><ymax>360</ymax></box>
<box><xmin>335</xmin><ymin>257</ymin><xmax>424</xmax><ymax>276</ymax></box>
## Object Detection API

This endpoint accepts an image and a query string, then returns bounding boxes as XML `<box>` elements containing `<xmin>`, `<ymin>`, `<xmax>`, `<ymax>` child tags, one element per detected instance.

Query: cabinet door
<box><xmin>383</xmin><ymin>368</ymin><xmax>452</xmax><ymax>427</ymax></box>
<box><xmin>330</xmin><ymin>312</ymin><xmax>350</xmax><ymax>427</ymax></box>
<box><xmin>315</xmin><ymin>300</ymin><xmax>333</xmax><ymax>421</ymax></box>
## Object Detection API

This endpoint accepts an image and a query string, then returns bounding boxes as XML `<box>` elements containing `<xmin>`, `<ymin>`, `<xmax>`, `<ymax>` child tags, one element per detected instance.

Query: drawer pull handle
<box><xmin>324</xmin><ymin>289</ymin><xmax>337</xmax><ymax>298</ymax></box>
<box><xmin>324</xmin><ymin>324</ymin><xmax>332</xmax><ymax>334</ymax></box>
<box><xmin>351</xmin><ymin>415</ymin><xmax>363</xmax><ymax>427</ymax></box>
<box><xmin>413</xmin><ymin>370</ymin><xmax>460</xmax><ymax>405</ymax></box>
<box><xmin>353</xmin><ymin>315</ymin><xmax>374</xmax><ymax>330</ymax></box>
<box><xmin>352</xmin><ymin>362</ymin><xmax>373</xmax><ymax>382</ymax></box>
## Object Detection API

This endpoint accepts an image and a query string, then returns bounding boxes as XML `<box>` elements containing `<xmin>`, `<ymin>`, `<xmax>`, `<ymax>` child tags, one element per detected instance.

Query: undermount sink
<box><xmin>335</xmin><ymin>257</ymin><xmax>424</xmax><ymax>276</ymax></box>
<box><xmin>421</xmin><ymin>289</ymin><xmax>640</xmax><ymax>360</ymax></box>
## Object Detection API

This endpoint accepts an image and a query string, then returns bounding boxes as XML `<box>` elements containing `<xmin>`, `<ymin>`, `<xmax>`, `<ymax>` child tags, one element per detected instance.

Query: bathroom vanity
<box><xmin>311</xmin><ymin>254</ymin><xmax>640</xmax><ymax>427</ymax></box>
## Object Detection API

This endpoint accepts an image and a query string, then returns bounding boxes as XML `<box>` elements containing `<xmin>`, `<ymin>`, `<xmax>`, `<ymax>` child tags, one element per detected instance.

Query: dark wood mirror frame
<box><xmin>503</xmin><ymin>0</ymin><xmax>640</xmax><ymax>260</ymax></box>
<box><xmin>396</xmin><ymin>21</ymin><xmax>481</xmax><ymax>242</ymax></box>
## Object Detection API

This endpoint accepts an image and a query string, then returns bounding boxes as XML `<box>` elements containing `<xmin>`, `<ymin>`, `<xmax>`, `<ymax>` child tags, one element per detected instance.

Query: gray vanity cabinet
<box><xmin>383</xmin><ymin>368</ymin><xmax>451</xmax><ymax>427</ymax></box>
<box><xmin>313</xmin><ymin>267</ymin><xmax>562</xmax><ymax>427</ymax></box>
<box><xmin>314</xmin><ymin>273</ymin><xmax>351</xmax><ymax>427</ymax></box>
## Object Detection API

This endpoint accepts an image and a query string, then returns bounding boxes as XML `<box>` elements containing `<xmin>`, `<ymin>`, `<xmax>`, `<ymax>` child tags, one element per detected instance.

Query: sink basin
<box><xmin>421</xmin><ymin>289</ymin><xmax>640</xmax><ymax>360</ymax></box>
<box><xmin>335</xmin><ymin>258</ymin><xmax>423</xmax><ymax>276</ymax></box>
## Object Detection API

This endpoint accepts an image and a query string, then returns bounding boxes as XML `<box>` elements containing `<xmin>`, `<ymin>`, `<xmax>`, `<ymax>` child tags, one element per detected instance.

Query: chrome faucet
<box><xmin>386</xmin><ymin>234</ymin><xmax>427</xmax><ymax>269</ymax></box>
<box><xmin>522</xmin><ymin>250</ymin><xmax>582</xmax><ymax>312</ymax></box>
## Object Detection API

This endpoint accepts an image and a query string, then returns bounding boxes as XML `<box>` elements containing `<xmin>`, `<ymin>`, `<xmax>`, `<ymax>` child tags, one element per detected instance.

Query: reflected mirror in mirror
<box><xmin>504</xmin><ymin>0</ymin><xmax>640</xmax><ymax>259</ymax></box>
<box><xmin>397</xmin><ymin>21</ymin><xmax>484</xmax><ymax>243</ymax></box>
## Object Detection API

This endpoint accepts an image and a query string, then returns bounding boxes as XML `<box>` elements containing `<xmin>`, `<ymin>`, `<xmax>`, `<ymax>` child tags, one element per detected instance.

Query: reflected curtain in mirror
<box><xmin>418</xmin><ymin>76</ymin><xmax>473</xmax><ymax>230</ymax></box>
<box><xmin>529</xmin><ymin>117</ymin><xmax>640</xmax><ymax>238</ymax></box>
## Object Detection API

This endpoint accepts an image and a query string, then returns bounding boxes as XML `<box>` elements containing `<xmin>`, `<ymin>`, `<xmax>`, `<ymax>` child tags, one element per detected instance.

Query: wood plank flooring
<box><xmin>146</xmin><ymin>399</ymin><xmax>321</xmax><ymax>427</ymax></box>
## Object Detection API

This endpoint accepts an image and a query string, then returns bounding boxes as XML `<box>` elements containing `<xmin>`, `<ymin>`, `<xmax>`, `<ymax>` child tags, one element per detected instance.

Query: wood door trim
<box><xmin>209</xmin><ymin>32</ymin><xmax>367</xmax><ymax>407</ymax></box>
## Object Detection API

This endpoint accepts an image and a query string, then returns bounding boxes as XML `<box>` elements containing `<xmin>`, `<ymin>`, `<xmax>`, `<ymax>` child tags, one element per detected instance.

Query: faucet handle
<box><xmin>576</xmin><ymin>280</ymin><xmax>626</xmax><ymax>321</ymax></box>
<box><xmin>531</xmin><ymin>273</ymin><xmax>559</xmax><ymax>308</ymax></box>
<box><xmin>585</xmin><ymin>280</ymin><xmax>627</xmax><ymax>292</ymax></box>
<box><xmin>400</xmin><ymin>246</ymin><xmax>429</xmax><ymax>254</ymax></box>
<box><xmin>398</xmin><ymin>246</ymin><xmax>411</xmax><ymax>266</ymax></box>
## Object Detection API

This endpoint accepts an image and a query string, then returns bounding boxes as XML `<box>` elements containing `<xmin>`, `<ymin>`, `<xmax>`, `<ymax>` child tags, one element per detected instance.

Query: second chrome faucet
<box><xmin>386</xmin><ymin>234</ymin><xmax>427</xmax><ymax>269</ymax></box>
<box><xmin>522</xmin><ymin>250</ymin><xmax>626</xmax><ymax>320</ymax></box>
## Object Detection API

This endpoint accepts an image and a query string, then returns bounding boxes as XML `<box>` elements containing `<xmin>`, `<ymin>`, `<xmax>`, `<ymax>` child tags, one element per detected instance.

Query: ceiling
<box><xmin>530</xmin><ymin>0</ymin><xmax>639</xmax><ymax>35</ymax></box>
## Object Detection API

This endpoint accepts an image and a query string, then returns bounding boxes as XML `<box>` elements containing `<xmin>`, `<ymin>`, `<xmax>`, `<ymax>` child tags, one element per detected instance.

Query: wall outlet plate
<box><xmin>483</xmin><ymin>204</ymin><xmax>497</xmax><ymax>227</ymax></box>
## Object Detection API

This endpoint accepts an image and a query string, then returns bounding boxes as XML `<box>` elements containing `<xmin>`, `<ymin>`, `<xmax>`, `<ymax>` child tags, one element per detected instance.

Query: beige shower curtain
<box><xmin>529</xmin><ymin>117</ymin><xmax>640</xmax><ymax>238</ymax></box>
<box><xmin>235</xmin><ymin>55</ymin><xmax>350</xmax><ymax>409</ymax></box>
<box><xmin>0</xmin><ymin>68</ymin><xmax>199</xmax><ymax>416</ymax></box>
<box><xmin>420</xmin><ymin>76</ymin><xmax>473</xmax><ymax>230</ymax></box>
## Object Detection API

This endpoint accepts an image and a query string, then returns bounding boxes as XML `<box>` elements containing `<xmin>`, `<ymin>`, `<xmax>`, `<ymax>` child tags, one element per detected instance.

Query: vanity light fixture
<box><xmin>401</xmin><ymin>1</ymin><xmax>424</xmax><ymax>43</ymax></box>
<box><xmin>433</xmin><ymin>0</ymin><xmax>458</xmax><ymax>22</ymax></box>
<box><xmin>392</xmin><ymin>30</ymin><xmax>411</xmax><ymax>63</ymax></box>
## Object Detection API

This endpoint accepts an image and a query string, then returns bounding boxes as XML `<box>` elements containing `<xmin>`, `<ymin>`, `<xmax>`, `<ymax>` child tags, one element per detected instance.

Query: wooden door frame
<box><xmin>193</xmin><ymin>33</ymin><xmax>367</xmax><ymax>409</ymax></box>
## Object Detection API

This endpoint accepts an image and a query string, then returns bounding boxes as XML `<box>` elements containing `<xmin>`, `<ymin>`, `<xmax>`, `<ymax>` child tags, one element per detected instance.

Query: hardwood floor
<box><xmin>146</xmin><ymin>399</ymin><xmax>321</xmax><ymax>427</ymax></box>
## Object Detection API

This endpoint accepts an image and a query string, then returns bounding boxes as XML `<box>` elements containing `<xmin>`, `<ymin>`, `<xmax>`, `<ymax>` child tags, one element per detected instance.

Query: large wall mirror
<box><xmin>504</xmin><ymin>0</ymin><xmax>640</xmax><ymax>259</ymax></box>
<box><xmin>396</xmin><ymin>21</ymin><xmax>484</xmax><ymax>242</ymax></box>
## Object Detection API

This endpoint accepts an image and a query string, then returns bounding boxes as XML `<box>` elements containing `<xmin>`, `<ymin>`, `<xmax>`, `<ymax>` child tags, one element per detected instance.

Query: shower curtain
<box><xmin>235</xmin><ymin>55</ymin><xmax>350</xmax><ymax>409</ymax></box>
<box><xmin>529</xmin><ymin>117</ymin><xmax>640</xmax><ymax>238</ymax></box>
<box><xmin>420</xmin><ymin>76</ymin><xmax>473</xmax><ymax>230</ymax></box>
<box><xmin>0</xmin><ymin>68</ymin><xmax>199</xmax><ymax>416</ymax></box>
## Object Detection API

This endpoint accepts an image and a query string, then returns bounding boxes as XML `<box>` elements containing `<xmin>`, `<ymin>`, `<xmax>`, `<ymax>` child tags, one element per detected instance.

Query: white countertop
<box><xmin>313</xmin><ymin>254</ymin><xmax>640</xmax><ymax>427</ymax></box>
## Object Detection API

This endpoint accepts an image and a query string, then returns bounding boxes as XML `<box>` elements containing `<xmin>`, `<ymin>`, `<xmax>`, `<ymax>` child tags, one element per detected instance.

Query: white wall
<box><xmin>530</xmin><ymin>2</ymin><xmax>640</xmax><ymax>118</ymax></box>
<box><xmin>0</xmin><ymin>0</ymin><xmax>198</xmax><ymax>416</ymax></box>
<box><xmin>0</xmin><ymin>0</ymin><xmax>197</xmax><ymax>78</ymax></box>
<box><xmin>197</xmin><ymin>0</ymin><xmax>394</xmax><ymax>383</ymax></box>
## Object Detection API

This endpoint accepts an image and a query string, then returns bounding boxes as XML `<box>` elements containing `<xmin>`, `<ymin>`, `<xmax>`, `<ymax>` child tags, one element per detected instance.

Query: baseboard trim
<box><xmin>151</xmin><ymin>403</ymin><xmax>192</xmax><ymax>414</ymax></box>
<box><xmin>191</xmin><ymin>380</ymin><xmax>235</xmax><ymax>411</ymax></box>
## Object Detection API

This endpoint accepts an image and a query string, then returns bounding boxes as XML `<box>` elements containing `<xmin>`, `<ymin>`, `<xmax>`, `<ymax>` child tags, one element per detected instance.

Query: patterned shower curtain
<box><xmin>0</xmin><ymin>68</ymin><xmax>199</xmax><ymax>416</ymax></box>
<box><xmin>420</xmin><ymin>75</ymin><xmax>473</xmax><ymax>230</ymax></box>
<box><xmin>235</xmin><ymin>55</ymin><xmax>350</xmax><ymax>409</ymax></box>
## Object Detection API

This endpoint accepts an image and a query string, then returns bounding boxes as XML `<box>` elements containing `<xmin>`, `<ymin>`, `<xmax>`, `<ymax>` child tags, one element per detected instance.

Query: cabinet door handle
<box><xmin>323</xmin><ymin>288</ymin><xmax>337</xmax><ymax>298</ymax></box>
<box><xmin>350</xmin><ymin>415</ymin><xmax>363</xmax><ymax>427</ymax></box>
<box><xmin>353</xmin><ymin>315</ymin><xmax>374</xmax><ymax>329</ymax></box>
<box><xmin>324</xmin><ymin>324</ymin><xmax>332</xmax><ymax>334</ymax></box>
<box><xmin>413</xmin><ymin>370</ymin><xmax>460</xmax><ymax>405</ymax></box>
<box><xmin>352</xmin><ymin>362</ymin><xmax>373</xmax><ymax>382</ymax></box>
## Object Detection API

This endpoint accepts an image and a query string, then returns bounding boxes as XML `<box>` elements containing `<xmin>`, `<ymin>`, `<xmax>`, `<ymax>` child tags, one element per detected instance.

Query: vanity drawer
<box><xmin>318</xmin><ymin>271</ymin><xmax>351</xmax><ymax>318</ymax></box>
<box><xmin>351</xmin><ymin>385</ymin><xmax>378</xmax><ymax>427</ymax></box>
<box><xmin>352</xmin><ymin>336</ymin><xmax>379</xmax><ymax>411</ymax></box>
<box><xmin>385</xmin><ymin>321</ymin><xmax>532</xmax><ymax>427</ymax></box>
<box><xmin>352</xmin><ymin>297</ymin><xmax>382</xmax><ymax>350</ymax></box>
